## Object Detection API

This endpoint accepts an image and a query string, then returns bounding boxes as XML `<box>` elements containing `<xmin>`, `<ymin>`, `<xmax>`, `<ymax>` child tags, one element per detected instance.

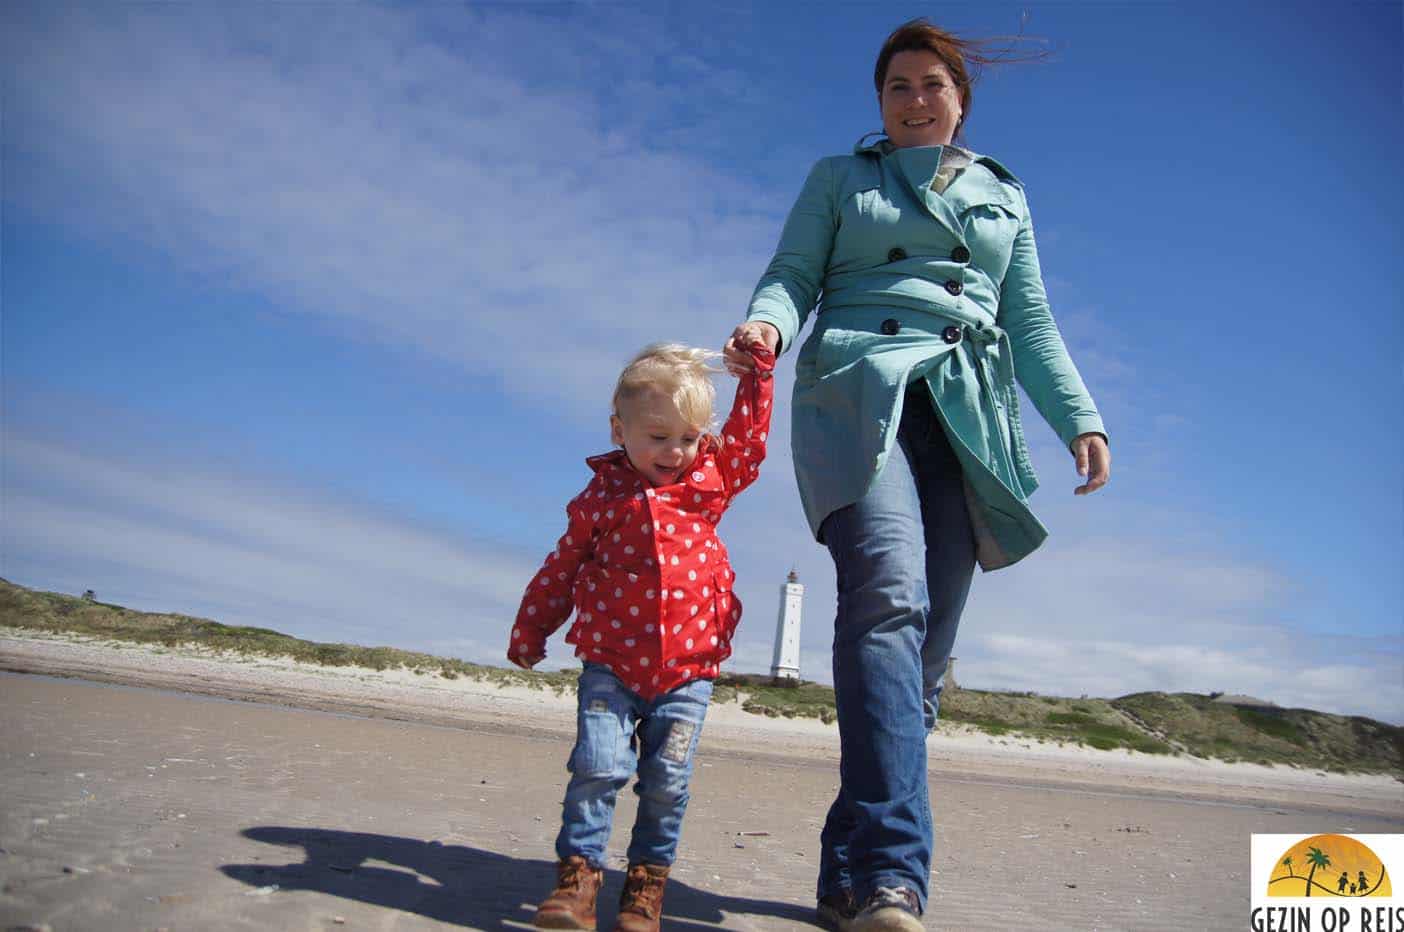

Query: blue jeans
<box><xmin>556</xmin><ymin>663</ymin><xmax>713</xmax><ymax>868</ymax></box>
<box><xmin>816</xmin><ymin>386</ymin><xmax>976</xmax><ymax>910</ymax></box>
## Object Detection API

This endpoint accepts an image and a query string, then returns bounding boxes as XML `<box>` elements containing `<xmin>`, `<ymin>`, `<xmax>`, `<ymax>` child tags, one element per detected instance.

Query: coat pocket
<box><xmin>711</xmin><ymin>570</ymin><xmax>742</xmax><ymax>655</ymax></box>
<box><xmin>570</xmin><ymin>678</ymin><xmax>627</xmax><ymax>778</ymax></box>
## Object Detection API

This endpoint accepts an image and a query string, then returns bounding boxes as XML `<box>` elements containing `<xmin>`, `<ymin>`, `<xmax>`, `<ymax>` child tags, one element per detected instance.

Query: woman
<box><xmin>723</xmin><ymin>19</ymin><xmax>1110</xmax><ymax>932</ymax></box>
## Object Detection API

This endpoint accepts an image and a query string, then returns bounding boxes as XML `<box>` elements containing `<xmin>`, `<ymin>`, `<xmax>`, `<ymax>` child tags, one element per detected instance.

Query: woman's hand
<box><xmin>723</xmin><ymin>321</ymin><xmax>781</xmax><ymax>376</ymax></box>
<box><xmin>1071</xmin><ymin>433</ymin><xmax>1110</xmax><ymax>496</ymax></box>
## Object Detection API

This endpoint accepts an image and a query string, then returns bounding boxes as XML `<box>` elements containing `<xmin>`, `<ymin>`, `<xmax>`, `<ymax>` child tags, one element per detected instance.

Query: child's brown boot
<box><xmin>613</xmin><ymin>863</ymin><xmax>670</xmax><ymax>932</ymax></box>
<box><xmin>534</xmin><ymin>855</ymin><xmax>604</xmax><ymax>930</ymax></box>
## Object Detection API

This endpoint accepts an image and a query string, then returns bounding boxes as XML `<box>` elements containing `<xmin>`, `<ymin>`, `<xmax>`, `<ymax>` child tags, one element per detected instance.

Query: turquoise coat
<box><xmin>747</xmin><ymin>139</ymin><xmax>1105</xmax><ymax>570</ymax></box>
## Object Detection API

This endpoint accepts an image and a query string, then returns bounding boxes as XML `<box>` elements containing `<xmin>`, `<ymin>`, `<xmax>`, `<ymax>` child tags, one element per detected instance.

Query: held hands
<box><xmin>723</xmin><ymin>321</ymin><xmax>781</xmax><ymax>376</ymax></box>
<box><xmin>1071</xmin><ymin>433</ymin><xmax>1111</xmax><ymax>496</ymax></box>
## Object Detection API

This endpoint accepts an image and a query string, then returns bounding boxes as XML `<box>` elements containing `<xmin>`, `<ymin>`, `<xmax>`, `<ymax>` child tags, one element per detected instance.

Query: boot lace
<box><xmin>556</xmin><ymin>859</ymin><xmax>589</xmax><ymax>894</ymax></box>
<box><xmin>863</xmin><ymin>885</ymin><xmax>919</xmax><ymax>913</ymax></box>
<box><xmin>621</xmin><ymin>868</ymin><xmax>663</xmax><ymax>917</ymax></box>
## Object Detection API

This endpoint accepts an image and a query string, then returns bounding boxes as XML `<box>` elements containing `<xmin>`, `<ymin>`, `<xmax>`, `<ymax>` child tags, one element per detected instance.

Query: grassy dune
<box><xmin>2</xmin><ymin>578</ymin><xmax>1400</xmax><ymax>776</ymax></box>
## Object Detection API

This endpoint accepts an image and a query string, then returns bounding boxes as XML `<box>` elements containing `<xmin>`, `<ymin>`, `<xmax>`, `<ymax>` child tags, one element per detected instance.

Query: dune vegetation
<box><xmin>2</xmin><ymin>578</ymin><xmax>1399</xmax><ymax>777</ymax></box>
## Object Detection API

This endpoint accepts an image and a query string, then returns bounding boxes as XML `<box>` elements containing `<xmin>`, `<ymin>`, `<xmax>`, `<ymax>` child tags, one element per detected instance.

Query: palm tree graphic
<box><xmin>1281</xmin><ymin>856</ymin><xmax>1294</xmax><ymax>878</ymax></box>
<box><xmin>1304</xmin><ymin>846</ymin><xmax>1332</xmax><ymax>896</ymax></box>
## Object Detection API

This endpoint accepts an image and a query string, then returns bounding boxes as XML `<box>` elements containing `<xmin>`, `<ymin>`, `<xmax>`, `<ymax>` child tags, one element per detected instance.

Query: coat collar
<box><xmin>585</xmin><ymin>441</ymin><xmax>726</xmax><ymax>494</ymax></box>
<box><xmin>585</xmin><ymin>449</ymin><xmax>640</xmax><ymax>488</ymax></box>
<box><xmin>854</xmin><ymin>135</ymin><xmax>1019</xmax><ymax>240</ymax></box>
<box><xmin>851</xmin><ymin>134</ymin><xmax>1021</xmax><ymax>183</ymax></box>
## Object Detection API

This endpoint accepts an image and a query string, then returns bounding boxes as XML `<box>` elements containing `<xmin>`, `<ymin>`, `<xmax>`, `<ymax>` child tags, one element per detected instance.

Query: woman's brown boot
<box><xmin>534</xmin><ymin>855</ymin><xmax>604</xmax><ymax>929</ymax></box>
<box><xmin>613</xmin><ymin>863</ymin><xmax>669</xmax><ymax>932</ymax></box>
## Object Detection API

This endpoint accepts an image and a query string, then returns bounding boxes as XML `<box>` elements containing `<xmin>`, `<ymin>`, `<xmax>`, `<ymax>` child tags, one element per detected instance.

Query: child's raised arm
<box><xmin>508</xmin><ymin>482</ymin><xmax>600</xmax><ymax>669</ymax></box>
<box><xmin>715</xmin><ymin>342</ymin><xmax>775</xmax><ymax>500</ymax></box>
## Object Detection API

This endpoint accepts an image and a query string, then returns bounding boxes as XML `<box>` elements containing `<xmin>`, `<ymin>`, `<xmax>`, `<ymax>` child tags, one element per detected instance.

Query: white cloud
<box><xmin>3</xmin><ymin>434</ymin><xmax>535</xmax><ymax>652</ymax></box>
<box><xmin>3</xmin><ymin>4</ymin><xmax>783</xmax><ymax>412</ymax></box>
<box><xmin>966</xmin><ymin>632</ymin><xmax>1404</xmax><ymax>723</ymax></box>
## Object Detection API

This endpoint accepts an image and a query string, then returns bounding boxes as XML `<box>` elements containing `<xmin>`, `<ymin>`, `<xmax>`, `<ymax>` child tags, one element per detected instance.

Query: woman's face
<box><xmin>879</xmin><ymin>49</ymin><xmax>962</xmax><ymax>148</ymax></box>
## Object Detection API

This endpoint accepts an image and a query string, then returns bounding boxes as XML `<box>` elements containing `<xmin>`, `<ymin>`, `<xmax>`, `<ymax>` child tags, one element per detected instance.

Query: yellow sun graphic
<box><xmin>1268</xmin><ymin>835</ymin><xmax>1391</xmax><ymax>898</ymax></box>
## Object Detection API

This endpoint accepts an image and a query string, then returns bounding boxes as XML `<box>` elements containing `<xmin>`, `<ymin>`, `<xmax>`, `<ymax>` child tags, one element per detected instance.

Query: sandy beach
<box><xmin>2</xmin><ymin>630</ymin><xmax>1400</xmax><ymax>930</ymax></box>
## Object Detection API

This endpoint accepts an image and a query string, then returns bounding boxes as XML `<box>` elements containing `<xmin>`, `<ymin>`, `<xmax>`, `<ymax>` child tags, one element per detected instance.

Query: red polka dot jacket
<box><xmin>510</xmin><ymin>345</ymin><xmax>776</xmax><ymax>699</ymax></box>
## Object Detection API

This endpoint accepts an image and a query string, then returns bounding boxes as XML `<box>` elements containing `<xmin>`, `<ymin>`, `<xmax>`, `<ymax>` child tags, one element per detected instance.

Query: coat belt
<box><xmin>960</xmin><ymin>321</ymin><xmax>1036</xmax><ymax>495</ymax></box>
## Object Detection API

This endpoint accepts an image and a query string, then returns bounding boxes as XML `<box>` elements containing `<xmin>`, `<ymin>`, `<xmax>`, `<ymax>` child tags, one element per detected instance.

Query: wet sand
<box><xmin>1</xmin><ymin>633</ymin><xmax>1400</xmax><ymax>930</ymax></box>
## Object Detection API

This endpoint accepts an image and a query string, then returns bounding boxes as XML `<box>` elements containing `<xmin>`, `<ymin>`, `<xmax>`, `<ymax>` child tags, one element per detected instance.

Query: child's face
<box><xmin>610</xmin><ymin>390</ymin><xmax>704</xmax><ymax>487</ymax></box>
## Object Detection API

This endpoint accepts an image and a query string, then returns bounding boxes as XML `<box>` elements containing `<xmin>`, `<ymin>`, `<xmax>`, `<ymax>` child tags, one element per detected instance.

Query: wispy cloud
<box><xmin>3</xmin><ymin>4</ymin><xmax>782</xmax><ymax>411</ymax></box>
<box><xmin>968</xmin><ymin>632</ymin><xmax>1404</xmax><ymax>723</ymax></box>
<box><xmin>4</xmin><ymin>433</ymin><xmax>534</xmax><ymax>651</ymax></box>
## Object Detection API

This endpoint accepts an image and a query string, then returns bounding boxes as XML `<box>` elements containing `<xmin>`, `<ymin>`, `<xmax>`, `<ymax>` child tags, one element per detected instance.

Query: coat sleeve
<box><xmin>996</xmin><ymin>196</ymin><xmax>1107</xmax><ymax>450</ymax></box>
<box><xmin>746</xmin><ymin>158</ymin><xmax>838</xmax><ymax>354</ymax></box>
<box><xmin>716</xmin><ymin>343</ymin><xmax>776</xmax><ymax>499</ymax></box>
<box><xmin>508</xmin><ymin>483</ymin><xmax>598</xmax><ymax>666</ymax></box>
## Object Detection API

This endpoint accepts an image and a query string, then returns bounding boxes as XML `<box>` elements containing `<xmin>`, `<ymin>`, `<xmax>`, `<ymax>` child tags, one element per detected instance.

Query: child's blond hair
<box><xmin>612</xmin><ymin>343</ymin><xmax>722</xmax><ymax>433</ymax></box>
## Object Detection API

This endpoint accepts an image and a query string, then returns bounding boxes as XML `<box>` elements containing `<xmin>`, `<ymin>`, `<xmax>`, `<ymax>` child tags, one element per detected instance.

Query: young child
<box><xmin>509</xmin><ymin>340</ymin><xmax>774</xmax><ymax>931</ymax></box>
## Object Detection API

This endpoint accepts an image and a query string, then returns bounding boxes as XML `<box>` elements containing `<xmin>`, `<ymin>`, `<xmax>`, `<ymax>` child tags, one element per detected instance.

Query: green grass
<box><xmin>716</xmin><ymin>673</ymin><xmax>838</xmax><ymax>723</ymax></box>
<box><xmin>3</xmin><ymin>578</ymin><xmax>1400</xmax><ymax>776</ymax></box>
<box><xmin>1234</xmin><ymin>707</ymin><xmax>1308</xmax><ymax>746</ymax></box>
<box><xmin>0</xmin><ymin>578</ymin><xmax>581</xmax><ymax>693</ymax></box>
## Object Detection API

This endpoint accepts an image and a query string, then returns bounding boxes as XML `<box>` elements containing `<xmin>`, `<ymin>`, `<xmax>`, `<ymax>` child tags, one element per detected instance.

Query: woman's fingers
<box><xmin>723</xmin><ymin>332</ymin><xmax>750</xmax><ymax>375</ymax></box>
<box><xmin>1073</xmin><ymin>434</ymin><xmax>1111</xmax><ymax>496</ymax></box>
<box><xmin>723</xmin><ymin>324</ymin><xmax>761</xmax><ymax>374</ymax></box>
<box><xmin>723</xmin><ymin>322</ymin><xmax>780</xmax><ymax>375</ymax></box>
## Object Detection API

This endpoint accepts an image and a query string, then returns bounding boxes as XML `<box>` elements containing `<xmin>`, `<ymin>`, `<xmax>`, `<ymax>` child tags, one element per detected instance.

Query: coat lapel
<box><xmin>887</xmin><ymin>145</ymin><xmax>965</xmax><ymax>242</ymax></box>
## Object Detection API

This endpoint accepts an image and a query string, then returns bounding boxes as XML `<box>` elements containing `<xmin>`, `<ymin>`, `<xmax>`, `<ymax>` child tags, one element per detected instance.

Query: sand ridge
<box><xmin>2</xmin><ymin>629</ymin><xmax>1399</xmax><ymax>816</ymax></box>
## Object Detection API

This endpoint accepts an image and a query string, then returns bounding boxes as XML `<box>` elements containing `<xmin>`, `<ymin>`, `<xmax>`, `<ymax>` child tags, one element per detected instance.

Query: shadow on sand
<box><xmin>221</xmin><ymin>826</ymin><xmax>813</xmax><ymax>929</ymax></box>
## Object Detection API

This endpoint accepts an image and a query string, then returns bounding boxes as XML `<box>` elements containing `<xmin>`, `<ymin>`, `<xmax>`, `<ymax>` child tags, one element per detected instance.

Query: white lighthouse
<box><xmin>770</xmin><ymin>569</ymin><xmax>803</xmax><ymax>682</ymax></box>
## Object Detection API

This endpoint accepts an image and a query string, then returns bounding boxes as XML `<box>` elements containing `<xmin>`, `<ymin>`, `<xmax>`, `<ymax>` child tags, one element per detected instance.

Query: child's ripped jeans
<box><xmin>555</xmin><ymin>662</ymin><xmax>714</xmax><ymax>868</ymax></box>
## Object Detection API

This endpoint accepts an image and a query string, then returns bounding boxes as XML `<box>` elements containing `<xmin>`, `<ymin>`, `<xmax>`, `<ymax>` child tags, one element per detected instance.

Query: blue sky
<box><xmin>4</xmin><ymin>1</ymin><xmax>1401</xmax><ymax>722</ymax></box>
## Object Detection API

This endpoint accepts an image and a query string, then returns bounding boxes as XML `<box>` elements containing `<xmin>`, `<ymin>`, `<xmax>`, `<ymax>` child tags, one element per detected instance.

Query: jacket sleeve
<box><xmin>508</xmin><ymin>484</ymin><xmax>598</xmax><ymax>666</ymax></box>
<box><xmin>716</xmin><ymin>343</ymin><xmax>776</xmax><ymax>499</ymax></box>
<box><xmin>996</xmin><ymin>196</ymin><xmax>1107</xmax><ymax>450</ymax></box>
<box><xmin>746</xmin><ymin>158</ymin><xmax>838</xmax><ymax>354</ymax></box>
